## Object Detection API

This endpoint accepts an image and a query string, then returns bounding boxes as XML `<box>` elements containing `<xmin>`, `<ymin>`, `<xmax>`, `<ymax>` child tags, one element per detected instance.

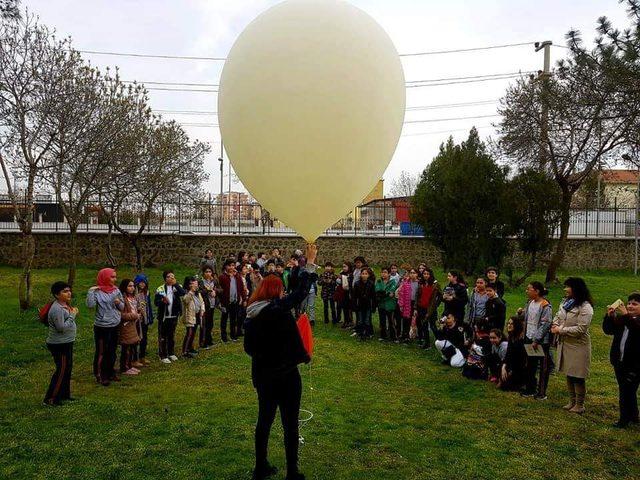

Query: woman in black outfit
<box><xmin>244</xmin><ymin>244</ymin><xmax>318</xmax><ymax>480</ymax></box>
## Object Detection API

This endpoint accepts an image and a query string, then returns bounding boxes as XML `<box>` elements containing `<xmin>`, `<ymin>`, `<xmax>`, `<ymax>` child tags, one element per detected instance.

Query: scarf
<box><xmin>97</xmin><ymin>268</ymin><xmax>118</xmax><ymax>294</ymax></box>
<box><xmin>562</xmin><ymin>298</ymin><xmax>576</xmax><ymax>312</ymax></box>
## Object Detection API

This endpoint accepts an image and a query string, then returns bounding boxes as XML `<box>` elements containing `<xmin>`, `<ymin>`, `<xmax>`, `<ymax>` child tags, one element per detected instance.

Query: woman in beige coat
<box><xmin>551</xmin><ymin>277</ymin><xmax>594</xmax><ymax>414</ymax></box>
<box><xmin>182</xmin><ymin>276</ymin><xmax>205</xmax><ymax>358</ymax></box>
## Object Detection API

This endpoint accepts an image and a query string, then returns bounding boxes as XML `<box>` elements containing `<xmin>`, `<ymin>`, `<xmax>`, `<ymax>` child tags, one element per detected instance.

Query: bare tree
<box><xmin>498</xmin><ymin>5</ymin><xmax>640</xmax><ymax>282</ymax></box>
<box><xmin>42</xmin><ymin>64</ymin><xmax>151</xmax><ymax>285</ymax></box>
<box><xmin>0</xmin><ymin>0</ymin><xmax>20</xmax><ymax>20</ymax></box>
<box><xmin>389</xmin><ymin>170</ymin><xmax>419</xmax><ymax>197</ymax></box>
<box><xmin>0</xmin><ymin>15</ymin><xmax>76</xmax><ymax>309</ymax></box>
<box><xmin>99</xmin><ymin>120</ymin><xmax>209</xmax><ymax>271</ymax></box>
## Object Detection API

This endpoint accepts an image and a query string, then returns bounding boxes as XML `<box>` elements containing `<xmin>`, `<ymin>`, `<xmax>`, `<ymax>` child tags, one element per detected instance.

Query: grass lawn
<box><xmin>1</xmin><ymin>265</ymin><xmax>640</xmax><ymax>480</ymax></box>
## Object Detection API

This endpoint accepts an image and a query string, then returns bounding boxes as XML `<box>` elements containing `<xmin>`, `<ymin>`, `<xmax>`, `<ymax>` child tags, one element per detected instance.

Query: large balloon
<box><xmin>218</xmin><ymin>0</ymin><xmax>406</xmax><ymax>242</ymax></box>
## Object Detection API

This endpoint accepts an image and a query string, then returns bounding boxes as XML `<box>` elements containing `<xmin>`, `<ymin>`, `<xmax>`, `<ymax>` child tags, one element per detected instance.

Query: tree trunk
<box><xmin>515</xmin><ymin>250</ymin><xmax>538</xmax><ymax>287</ymax></box>
<box><xmin>67</xmin><ymin>225</ymin><xmax>78</xmax><ymax>287</ymax></box>
<box><xmin>546</xmin><ymin>187</ymin><xmax>572</xmax><ymax>284</ymax></box>
<box><xmin>106</xmin><ymin>221</ymin><xmax>117</xmax><ymax>268</ymax></box>
<box><xmin>18</xmin><ymin>231</ymin><xmax>35</xmax><ymax>311</ymax></box>
<box><xmin>132</xmin><ymin>236</ymin><xmax>143</xmax><ymax>272</ymax></box>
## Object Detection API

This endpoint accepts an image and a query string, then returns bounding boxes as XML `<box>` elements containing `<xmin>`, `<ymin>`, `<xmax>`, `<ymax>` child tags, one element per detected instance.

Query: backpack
<box><xmin>38</xmin><ymin>302</ymin><xmax>53</xmax><ymax>325</ymax></box>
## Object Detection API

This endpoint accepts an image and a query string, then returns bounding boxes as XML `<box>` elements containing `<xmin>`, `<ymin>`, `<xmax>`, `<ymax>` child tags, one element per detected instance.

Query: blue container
<box><xmin>400</xmin><ymin>222</ymin><xmax>424</xmax><ymax>236</ymax></box>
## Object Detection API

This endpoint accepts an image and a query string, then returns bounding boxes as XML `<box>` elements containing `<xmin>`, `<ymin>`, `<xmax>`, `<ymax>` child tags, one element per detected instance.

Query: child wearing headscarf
<box><xmin>86</xmin><ymin>268</ymin><xmax>124</xmax><ymax>386</ymax></box>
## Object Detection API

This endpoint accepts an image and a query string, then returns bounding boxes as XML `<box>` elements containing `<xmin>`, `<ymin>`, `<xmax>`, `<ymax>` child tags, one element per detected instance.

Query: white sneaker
<box><xmin>160</xmin><ymin>358</ymin><xmax>171</xmax><ymax>364</ymax></box>
<box><xmin>169</xmin><ymin>355</ymin><xmax>179</xmax><ymax>361</ymax></box>
<box><xmin>350</xmin><ymin>332</ymin><xmax>358</xmax><ymax>337</ymax></box>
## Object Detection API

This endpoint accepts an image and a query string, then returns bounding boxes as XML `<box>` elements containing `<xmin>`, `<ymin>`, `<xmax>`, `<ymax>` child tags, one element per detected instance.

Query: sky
<box><xmin>19</xmin><ymin>0</ymin><xmax>633</xmax><ymax>196</ymax></box>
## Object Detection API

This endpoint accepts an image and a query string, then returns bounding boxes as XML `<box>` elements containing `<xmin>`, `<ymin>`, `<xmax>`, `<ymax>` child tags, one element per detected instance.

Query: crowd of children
<box><xmin>41</xmin><ymin>248</ymin><xmax>640</xmax><ymax>429</ymax></box>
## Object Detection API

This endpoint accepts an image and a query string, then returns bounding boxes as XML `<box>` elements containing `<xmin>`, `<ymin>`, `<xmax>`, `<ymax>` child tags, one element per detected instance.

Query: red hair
<box><xmin>248</xmin><ymin>274</ymin><xmax>284</xmax><ymax>305</ymax></box>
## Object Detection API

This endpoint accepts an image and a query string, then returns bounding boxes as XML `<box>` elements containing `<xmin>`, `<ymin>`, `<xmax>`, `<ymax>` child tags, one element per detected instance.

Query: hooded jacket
<box><xmin>134</xmin><ymin>273</ymin><xmax>154</xmax><ymax>325</ymax></box>
<box><xmin>244</xmin><ymin>265</ymin><xmax>317</xmax><ymax>387</ymax></box>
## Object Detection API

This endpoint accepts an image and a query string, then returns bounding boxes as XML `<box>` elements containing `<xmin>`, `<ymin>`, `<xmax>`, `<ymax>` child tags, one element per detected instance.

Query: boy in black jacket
<box><xmin>485</xmin><ymin>284</ymin><xmax>507</xmax><ymax>332</ymax></box>
<box><xmin>604</xmin><ymin>293</ymin><xmax>640</xmax><ymax>428</ymax></box>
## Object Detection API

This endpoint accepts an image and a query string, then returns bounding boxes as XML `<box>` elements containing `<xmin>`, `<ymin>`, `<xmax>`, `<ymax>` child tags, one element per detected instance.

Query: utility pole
<box><xmin>218</xmin><ymin>140</ymin><xmax>224</xmax><ymax>233</ymax></box>
<box><xmin>535</xmin><ymin>41</ymin><xmax>553</xmax><ymax>168</ymax></box>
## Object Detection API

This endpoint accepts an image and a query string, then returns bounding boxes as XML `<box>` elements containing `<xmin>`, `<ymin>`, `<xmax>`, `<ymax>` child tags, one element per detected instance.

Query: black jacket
<box><xmin>442</xmin><ymin>282</ymin><xmax>468</xmax><ymax>322</ymax></box>
<box><xmin>244</xmin><ymin>267</ymin><xmax>317</xmax><ymax>388</ymax></box>
<box><xmin>603</xmin><ymin>313</ymin><xmax>640</xmax><ymax>372</ymax></box>
<box><xmin>485</xmin><ymin>296</ymin><xmax>507</xmax><ymax>331</ymax></box>
<box><xmin>488</xmin><ymin>280</ymin><xmax>505</xmax><ymax>299</ymax></box>
<box><xmin>504</xmin><ymin>337</ymin><xmax>527</xmax><ymax>376</ymax></box>
<box><xmin>154</xmin><ymin>284</ymin><xmax>186</xmax><ymax>322</ymax></box>
<box><xmin>351</xmin><ymin>279</ymin><xmax>376</xmax><ymax>312</ymax></box>
<box><xmin>439</xmin><ymin>324</ymin><xmax>466</xmax><ymax>350</ymax></box>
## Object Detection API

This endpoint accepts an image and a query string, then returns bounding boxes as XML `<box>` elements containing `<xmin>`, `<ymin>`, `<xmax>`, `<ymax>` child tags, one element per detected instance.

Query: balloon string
<box><xmin>299</xmin><ymin>362</ymin><xmax>314</xmax><ymax>445</ymax></box>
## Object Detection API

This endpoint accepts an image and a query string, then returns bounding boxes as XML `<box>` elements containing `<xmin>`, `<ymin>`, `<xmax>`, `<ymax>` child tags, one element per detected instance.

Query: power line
<box><xmin>404</xmin><ymin>114</ymin><xmax>500</xmax><ymax>124</ymax></box>
<box><xmin>399</xmin><ymin>41</ymin><xmax>535</xmax><ymax>57</ymax></box>
<box><xmin>155</xmin><ymin>99</ymin><xmax>499</xmax><ymax>117</ymax></box>
<box><xmin>177</xmin><ymin>113</ymin><xmax>500</xmax><ymax>128</ymax></box>
<box><xmin>126</xmin><ymin>71</ymin><xmax>531</xmax><ymax>89</ymax></box>
<box><xmin>401</xmin><ymin>124</ymin><xmax>497</xmax><ymax>137</ymax></box>
<box><xmin>79</xmin><ymin>41</ymin><xmax>536</xmax><ymax>61</ymax></box>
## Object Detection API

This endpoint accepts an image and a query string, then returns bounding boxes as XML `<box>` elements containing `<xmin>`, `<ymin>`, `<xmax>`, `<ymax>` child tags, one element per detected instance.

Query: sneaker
<box><xmin>169</xmin><ymin>355</ymin><xmax>179</xmax><ymax>361</ymax></box>
<box><xmin>42</xmin><ymin>399</ymin><xmax>59</xmax><ymax>407</ymax></box>
<box><xmin>489</xmin><ymin>377</ymin><xmax>498</xmax><ymax>384</ymax></box>
<box><xmin>183</xmin><ymin>352</ymin><xmax>195</xmax><ymax>359</ymax></box>
<box><xmin>231</xmin><ymin>338</ymin><xmax>238</xmax><ymax>343</ymax></box>
<box><xmin>123</xmin><ymin>368</ymin><xmax>139</xmax><ymax>375</ymax></box>
<box><xmin>350</xmin><ymin>332</ymin><xmax>358</xmax><ymax>337</ymax></box>
<box><xmin>534</xmin><ymin>394</ymin><xmax>548</xmax><ymax>401</ymax></box>
<box><xmin>189</xmin><ymin>349</ymin><xmax>199</xmax><ymax>355</ymax></box>
<box><xmin>130</xmin><ymin>368</ymin><xmax>141</xmax><ymax>374</ymax></box>
<box><xmin>100</xmin><ymin>379</ymin><xmax>111</xmax><ymax>386</ymax></box>
<box><xmin>160</xmin><ymin>358</ymin><xmax>171</xmax><ymax>364</ymax></box>
<box><xmin>142</xmin><ymin>359</ymin><xmax>151</xmax><ymax>366</ymax></box>
<box><xmin>132</xmin><ymin>361</ymin><xmax>144</xmax><ymax>368</ymax></box>
<box><xmin>204</xmin><ymin>345</ymin><xmax>213</xmax><ymax>350</ymax></box>
<box><xmin>378</xmin><ymin>337</ymin><xmax>385</xmax><ymax>342</ymax></box>
<box><xmin>520</xmin><ymin>391</ymin><xmax>535</xmax><ymax>398</ymax></box>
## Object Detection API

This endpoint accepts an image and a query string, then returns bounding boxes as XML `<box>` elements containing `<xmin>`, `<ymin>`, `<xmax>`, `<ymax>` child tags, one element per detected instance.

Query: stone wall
<box><xmin>0</xmin><ymin>232</ymin><xmax>635</xmax><ymax>271</ymax></box>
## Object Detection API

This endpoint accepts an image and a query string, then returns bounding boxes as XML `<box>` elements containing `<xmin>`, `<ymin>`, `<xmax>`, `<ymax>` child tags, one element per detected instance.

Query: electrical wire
<box><xmin>78</xmin><ymin>41</ymin><xmax>536</xmax><ymax>61</ymax></box>
<box><xmin>401</xmin><ymin>124</ymin><xmax>497</xmax><ymax>137</ymax></box>
<box><xmin>155</xmin><ymin>99</ymin><xmax>500</xmax><ymax>116</ymax></box>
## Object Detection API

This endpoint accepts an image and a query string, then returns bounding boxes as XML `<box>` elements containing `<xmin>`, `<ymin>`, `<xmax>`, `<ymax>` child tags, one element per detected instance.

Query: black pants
<box><xmin>134</xmin><ymin>323</ymin><xmax>149</xmax><ymax>360</ymax></box>
<box><xmin>323</xmin><ymin>298</ymin><xmax>337</xmax><ymax>324</ymax></box>
<box><xmin>524</xmin><ymin>341</ymin><xmax>551</xmax><ymax>396</ymax></box>
<box><xmin>487</xmin><ymin>353</ymin><xmax>502</xmax><ymax>378</ymax></box>
<box><xmin>337</xmin><ymin>300</ymin><xmax>351</xmax><ymax>325</ymax></box>
<box><xmin>378</xmin><ymin>308</ymin><xmax>396</xmax><ymax>340</ymax></box>
<box><xmin>200</xmin><ymin>308</ymin><xmax>215</xmax><ymax>347</ymax></box>
<box><xmin>93</xmin><ymin>325</ymin><xmax>119</xmax><ymax>381</ymax></box>
<box><xmin>614</xmin><ymin>365</ymin><xmax>640</xmax><ymax>424</ymax></box>
<box><xmin>159</xmin><ymin>317</ymin><xmax>178</xmax><ymax>358</ymax></box>
<box><xmin>221</xmin><ymin>303</ymin><xmax>240</xmax><ymax>341</ymax></box>
<box><xmin>183</xmin><ymin>325</ymin><xmax>197</xmax><ymax>355</ymax></box>
<box><xmin>45</xmin><ymin>342</ymin><xmax>73</xmax><ymax>404</ymax></box>
<box><xmin>255</xmin><ymin>369</ymin><xmax>302</xmax><ymax>476</ymax></box>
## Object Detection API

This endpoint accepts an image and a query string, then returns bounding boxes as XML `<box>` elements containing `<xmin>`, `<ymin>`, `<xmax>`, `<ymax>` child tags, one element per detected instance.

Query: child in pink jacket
<box><xmin>397</xmin><ymin>272</ymin><xmax>413</xmax><ymax>342</ymax></box>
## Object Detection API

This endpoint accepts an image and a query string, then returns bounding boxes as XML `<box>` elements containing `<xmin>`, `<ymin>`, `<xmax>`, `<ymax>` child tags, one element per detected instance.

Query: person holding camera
<box><xmin>604</xmin><ymin>293</ymin><xmax>640</xmax><ymax>428</ymax></box>
<box><xmin>155</xmin><ymin>270</ymin><xmax>186</xmax><ymax>364</ymax></box>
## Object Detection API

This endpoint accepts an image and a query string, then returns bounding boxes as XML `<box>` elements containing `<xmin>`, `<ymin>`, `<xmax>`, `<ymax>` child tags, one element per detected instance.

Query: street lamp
<box><xmin>622</xmin><ymin>153</ymin><xmax>638</xmax><ymax>275</ymax></box>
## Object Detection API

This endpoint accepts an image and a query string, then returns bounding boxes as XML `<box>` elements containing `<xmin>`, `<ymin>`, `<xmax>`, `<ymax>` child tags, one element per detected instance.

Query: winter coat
<box><xmin>442</xmin><ymin>282</ymin><xmax>468</xmax><ymax>322</ymax></box>
<box><xmin>218</xmin><ymin>272</ymin><xmax>248</xmax><ymax>307</ymax></box>
<box><xmin>523</xmin><ymin>298</ymin><xmax>553</xmax><ymax>344</ymax></box>
<box><xmin>154</xmin><ymin>284</ymin><xmax>186</xmax><ymax>322</ymax></box>
<box><xmin>182</xmin><ymin>291</ymin><xmax>205</xmax><ymax>327</ymax></box>
<box><xmin>244</xmin><ymin>266</ymin><xmax>317</xmax><ymax>388</ymax></box>
<box><xmin>417</xmin><ymin>281</ymin><xmax>442</xmax><ymax>319</ymax></box>
<box><xmin>397</xmin><ymin>279</ymin><xmax>413</xmax><ymax>319</ymax></box>
<box><xmin>603</xmin><ymin>313</ymin><xmax>640</xmax><ymax>372</ymax></box>
<box><xmin>375</xmin><ymin>278</ymin><xmax>398</xmax><ymax>312</ymax></box>
<box><xmin>351</xmin><ymin>279</ymin><xmax>376</xmax><ymax>312</ymax></box>
<box><xmin>553</xmin><ymin>301</ymin><xmax>593</xmax><ymax>378</ymax></box>
<box><xmin>485</xmin><ymin>296</ymin><xmax>507</xmax><ymax>331</ymax></box>
<box><xmin>134</xmin><ymin>273</ymin><xmax>154</xmax><ymax>325</ymax></box>
<box><xmin>320</xmin><ymin>271</ymin><xmax>337</xmax><ymax>301</ymax></box>
<box><xmin>119</xmin><ymin>296</ymin><xmax>141</xmax><ymax>345</ymax></box>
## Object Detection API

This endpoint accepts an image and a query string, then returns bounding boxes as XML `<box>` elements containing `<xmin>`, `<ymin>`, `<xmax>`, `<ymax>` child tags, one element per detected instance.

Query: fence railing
<box><xmin>0</xmin><ymin>198</ymin><xmax>638</xmax><ymax>238</ymax></box>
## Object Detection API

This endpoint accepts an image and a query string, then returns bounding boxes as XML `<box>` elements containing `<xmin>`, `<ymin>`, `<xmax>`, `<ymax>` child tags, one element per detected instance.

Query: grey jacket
<box><xmin>523</xmin><ymin>299</ymin><xmax>553</xmax><ymax>344</ymax></box>
<box><xmin>86</xmin><ymin>289</ymin><xmax>124</xmax><ymax>328</ymax></box>
<box><xmin>46</xmin><ymin>301</ymin><xmax>77</xmax><ymax>344</ymax></box>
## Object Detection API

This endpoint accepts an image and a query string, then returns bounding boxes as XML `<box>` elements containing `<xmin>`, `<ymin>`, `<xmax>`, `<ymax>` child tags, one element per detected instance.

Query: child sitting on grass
<box><xmin>435</xmin><ymin>314</ymin><xmax>466</xmax><ymax>367</ymax></box>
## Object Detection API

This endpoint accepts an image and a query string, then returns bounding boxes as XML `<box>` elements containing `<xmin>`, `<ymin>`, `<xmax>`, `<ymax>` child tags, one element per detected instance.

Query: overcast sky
<box><xmin>21</xmin><ymin>0</ymin><xmax>632</xmax><ymax>196</ymax></box>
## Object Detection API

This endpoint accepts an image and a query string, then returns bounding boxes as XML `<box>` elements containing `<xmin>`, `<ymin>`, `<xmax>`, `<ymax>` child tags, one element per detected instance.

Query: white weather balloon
<box><xmin>218</xmin><ymin>0</ymin><xmax>406</xmax><ymax>242</ymax></box>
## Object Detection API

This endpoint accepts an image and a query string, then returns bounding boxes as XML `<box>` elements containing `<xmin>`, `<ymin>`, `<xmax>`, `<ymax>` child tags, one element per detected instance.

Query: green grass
<box><xmin>1</xmin><ymin>266</ymin><xmax>640</xmax><ymax>480</ymax></box>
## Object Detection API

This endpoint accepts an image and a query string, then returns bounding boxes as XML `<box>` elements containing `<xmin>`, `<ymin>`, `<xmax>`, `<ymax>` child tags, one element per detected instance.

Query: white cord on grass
<box><xmin>299</xmin><ymin>362</ymin><xmax>314</xmax><ymax>445</ymax></box>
